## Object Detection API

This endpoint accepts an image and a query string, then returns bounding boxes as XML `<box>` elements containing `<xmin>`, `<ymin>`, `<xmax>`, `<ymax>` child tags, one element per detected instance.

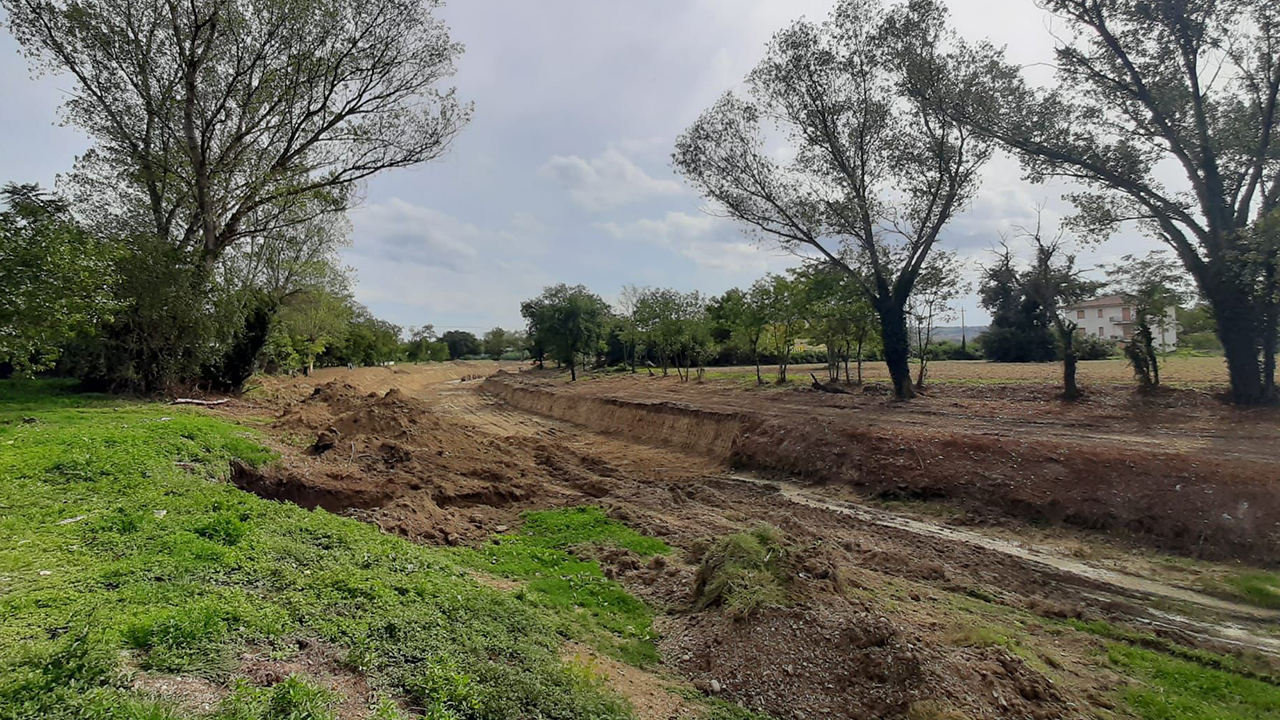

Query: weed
<box><xmin>693</xmin><ymin>525</ymin><xmax>791</xmax><ymax>617</ymax></box>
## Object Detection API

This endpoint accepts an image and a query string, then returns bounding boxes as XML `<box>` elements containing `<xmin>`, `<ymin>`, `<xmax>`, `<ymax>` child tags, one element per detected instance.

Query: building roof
<box><xmin>1063</xmin><ymin>294</ymin><xmax>1127</xmax><ymax>310</ymax></box>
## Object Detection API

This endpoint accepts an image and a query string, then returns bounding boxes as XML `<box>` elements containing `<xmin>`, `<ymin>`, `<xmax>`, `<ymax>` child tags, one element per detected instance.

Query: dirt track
<box><xmin>230</xmin><ymin>362</ymin><xmax>1280</xmax><ymax>719</ymax></box>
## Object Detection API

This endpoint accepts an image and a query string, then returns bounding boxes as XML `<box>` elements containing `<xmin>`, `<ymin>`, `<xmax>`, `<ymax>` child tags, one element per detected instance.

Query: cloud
<box><xmin>596</xmin><ymin>211</ymin><xmax>788</xmax><ymax>274</ymax></box>
<box><xmin>343</xmin><ymin>199</ymin><xmax>550</xmax><ymax>329</ymax></box>
<box><xmin>540</xmin><ymin>147</ymin><xmax>682</xmax><ymax>211</ymax></box>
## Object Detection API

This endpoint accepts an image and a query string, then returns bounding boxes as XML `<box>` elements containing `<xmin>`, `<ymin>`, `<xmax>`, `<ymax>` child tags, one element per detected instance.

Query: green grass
<box><xmin>1200</xmin><ymin>571</ymin><xmax>1280</xmax><ymax>611</ymax></box>
<box><xmin>1107</xmin><ymin>644</ymin><xmax>1280</xmax><ymax>720</ymax></box>
<box><xmin>453</xmin><ymin>506</ymin><xmax>669</xmax><ymax>667</ymax></box>
<box><xmin>0</xmin><ymin>379</ymin><xmax>654</xmax><ymax>719</ymax></box>
<box><xmin>692</xmin><ymin>525</ymin><xmax>791</xmax><ymax>618</ymax></box>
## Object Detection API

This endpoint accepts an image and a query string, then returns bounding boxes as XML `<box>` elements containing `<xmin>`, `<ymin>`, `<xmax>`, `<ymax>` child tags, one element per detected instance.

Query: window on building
<box><xmin>1122</xmin><ymin>306</ymin><xmax>1132</xmax><ymax>322</ymax></box>
<box><xmin>1097</xmin><ymin>308</ymin><xmax>1104</xmax><ymax>318</ymax></box>
<box><xmin>1098</xmin><ymin>327</ymin><xmax>1104</xmax><ymax>336</ymax></box>
<box><xmin>1077</xmin><ymin>309</ymin><xmax>1085</xmax><ymax>319</ymax></box>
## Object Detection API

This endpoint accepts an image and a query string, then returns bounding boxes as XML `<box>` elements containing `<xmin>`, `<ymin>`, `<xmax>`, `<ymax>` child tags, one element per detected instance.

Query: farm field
<box><xmin>706</xmin><ymin>356</ymin><xmax>1231</xmax><ymax>387</ymax></box>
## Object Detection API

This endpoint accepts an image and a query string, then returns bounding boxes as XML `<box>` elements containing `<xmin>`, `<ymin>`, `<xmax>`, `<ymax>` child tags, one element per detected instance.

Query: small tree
<box><xmin>1106</xmin><ymin>252</ymin><xmax>1190</xmax><ymax>389</ymax></box>
<box><xmin>907</xmin><ymin>251</ymin><xmax>966</xmax><ymax>389</ymax></box>
<box><xmin>717</xmin><ymin>282</ymin><xmax>771</xmax><ymax>385</ymax></box>
<box><xmin>1019</xmin><ymin>219</ymin><xmax>1101</xmax><ymax>400</ymax></box>
<box><xmin>759</xmin><ymin>273</ymin><xmax>806</xmax><ymax>383</ymax></box>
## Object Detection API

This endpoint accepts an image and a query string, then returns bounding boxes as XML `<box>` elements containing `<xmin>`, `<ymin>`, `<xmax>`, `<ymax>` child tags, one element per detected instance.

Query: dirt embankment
<box><xmin>483</xmin><ymin>373</ymin><xmax>1280</xmax><ymax>565</ymax></box>
<box><xmin>234</xmin><ymin>380</ymin><xmax>543</xmax><ymax>544</ymax></box>
<box><xmin>484</xmin><ymin>378</ymin><xmax>748</xmax><ymax>461</ymax></box>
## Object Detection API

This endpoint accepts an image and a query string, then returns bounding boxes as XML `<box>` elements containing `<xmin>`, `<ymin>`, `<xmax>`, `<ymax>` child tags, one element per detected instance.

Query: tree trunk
<box><xmin>1059</xmin><ymin>326</ymin><xmax>1081</xmax><ymax>400</ymax></box>
<box><xmin>1063</xmin><ymin>352</ymin><xmax>1079</xmax><ymax>400</ymax></box>
<box><xmin>878</xmin><ymin>303</ymin><xmax>915</xmax><ymax>399</ymax></box>
<box><xmin>569</xmin><ymin>357</ymin><xmax>577</xmax><ymax>381</ymax></box>
<box><xmin>754</xmin><ymin>347</ymin><xmax>762</xmax><ymax>386</ymax></box>
<box><xmin>1205</xmin><ymin>280</ymin><xmax>1267</xmax><ymax>404</ymax></box>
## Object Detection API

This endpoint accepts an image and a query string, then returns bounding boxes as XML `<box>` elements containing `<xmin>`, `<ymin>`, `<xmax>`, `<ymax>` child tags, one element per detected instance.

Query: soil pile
<box><xmin>235</xmin><ymin>381</ymin><xmax>540</xmax><ymax>543</ymax></box>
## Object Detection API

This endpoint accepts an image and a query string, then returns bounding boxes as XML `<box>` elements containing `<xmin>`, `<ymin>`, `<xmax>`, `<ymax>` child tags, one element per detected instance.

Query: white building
<box><xmin>1062</xmin><ymin>295</ymin><xmax>1178</xmax><ymax>349</ymax></box>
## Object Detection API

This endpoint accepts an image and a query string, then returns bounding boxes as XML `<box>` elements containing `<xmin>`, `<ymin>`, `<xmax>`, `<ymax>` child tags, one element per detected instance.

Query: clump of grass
<box><xmin>693</xmin><ymin>525</ymin><xmax>791</xmax><ymax>618</ymax></box>
<box><xmin>1211</xmin><ymin>571</ymin><xmax>1280</xmax><ymax>611</ymax></box>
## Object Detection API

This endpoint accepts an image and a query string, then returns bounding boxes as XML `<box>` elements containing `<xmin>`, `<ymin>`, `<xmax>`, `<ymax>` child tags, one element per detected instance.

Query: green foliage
<box><xmin>1075</xmin><ymin>334</ymin><xmax>1117</xmax><ymax>361</ymax></box>
<box><xmin>441</xmin><ymin>330</ymin><xmax>483</xmax><ymax>360</ymax></box>
<box><xmin>977</xmin><ymin>243</ymin><xmax>1058</xmax><ymax>363</ymax></box>
<box><xmin>0</xmin><ymin>380</ymin><xmax>644</xmax><ymax>719</ymax></box>
<box><xmin>0</xmin><ymin>183</ymin><xmax>119</xmax><ymax>376</ymax></box>
<box><xmin>482</xmin><ymin>328</ymin><xmax>524</xmax><ymax>359</ymax></box>
<box><xmin>693</xmin><ymin>526</ymin><xmax>791</xmax><ymax>618</ymax></box>
<box><xmin>521</xmin><ymin>285</ymin><xmax>611</xmax><ymax>380</ymax></box>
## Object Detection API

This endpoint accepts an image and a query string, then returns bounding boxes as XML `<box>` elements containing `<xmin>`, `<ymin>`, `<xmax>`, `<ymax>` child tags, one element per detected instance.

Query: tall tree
<box><xmin>673</xmin><ymin>0</ymin><xmax>991</xmax><ymax>398</ymax></box>
<box><xmin>4</xmin><ymin>0</ymin><xmax>470</xmax><ymax>266</ymax></box>
<box><xmin>1107</xmin><ymin>252</ymin><xmax>1190</xmax><ymax>389</ymax></box>
<box><xmin>759</xmin><ymin>273</ymin><xmax>807</xmax><ymax>383</ymax></box>
<box><xmin>915</xmin><ymin>0</ymin><xmax>1280</xmax><ymax>403</ymax></box>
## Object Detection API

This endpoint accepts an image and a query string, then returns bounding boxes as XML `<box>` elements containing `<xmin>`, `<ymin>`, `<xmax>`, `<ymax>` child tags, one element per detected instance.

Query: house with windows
<box><xmin>1062</xmin><ymin>295</ymin><xmax>1178</xmax><ymax>349</ymax></box>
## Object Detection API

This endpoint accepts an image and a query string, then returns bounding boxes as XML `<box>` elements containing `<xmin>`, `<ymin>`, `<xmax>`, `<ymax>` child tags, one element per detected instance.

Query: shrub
<box><xmin>1076</xmin><ymin>334</ymin><xmax>1117</xmax><ymax>360</ymax></box>
<box><xmin>693</xmin><ymin>526</ymin><xmax>791</xmax><ymax>618</ymax></box>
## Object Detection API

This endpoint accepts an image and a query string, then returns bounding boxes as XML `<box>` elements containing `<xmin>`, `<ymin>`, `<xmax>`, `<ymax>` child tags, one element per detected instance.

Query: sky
<box><xmin>0</xmin><ymin>0</ymin><xmax>1168</xmax><ymax>334</ymax></box>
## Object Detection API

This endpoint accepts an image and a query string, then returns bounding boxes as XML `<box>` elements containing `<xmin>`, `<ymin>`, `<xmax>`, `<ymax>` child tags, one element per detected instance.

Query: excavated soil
<box><xmin>484</xmin><ymin>371</ymin><xmax>1280</xmax><ymax>565</ymax></box>
<box><xmin>217</xmin><ymin>364</ymin><xmax>1280</xmax><ymax>719</ymax></box>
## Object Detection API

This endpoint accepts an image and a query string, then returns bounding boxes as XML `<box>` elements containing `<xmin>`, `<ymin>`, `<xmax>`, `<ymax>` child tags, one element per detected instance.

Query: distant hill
<box><xmin>928</xmin><ymin>325</ymin><xmax>988</xmax><ymax>344</ymax></box>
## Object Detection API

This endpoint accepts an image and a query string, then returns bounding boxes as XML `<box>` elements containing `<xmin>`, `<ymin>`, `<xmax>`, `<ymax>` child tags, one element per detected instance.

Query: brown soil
<box><xmin>484</xmin><ymin>370</ymin><xmax>1280</xmax><ymax>565</ymax></box>
<box><xmin>206</xmin><ymin>364</ymin><xmax>1280</xmax><ymax>720</ymax></box>
<box><xmin>130</xmin><ymin>638</ymin><xmax>380</xmax><ymax>718</ymax></box>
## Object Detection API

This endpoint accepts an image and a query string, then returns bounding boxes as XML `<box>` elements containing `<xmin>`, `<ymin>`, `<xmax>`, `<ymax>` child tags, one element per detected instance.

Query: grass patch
<box><xmin>1065</xmin><ymin>619</ymin><xmax>1277</xmax><ymax>683</ymax></box>
<box><xmin>0</xmin><ymin>379</ymin><xmax>643</xmax><ymax>719</ymax></box>
<box><xmin>693</xmin><ymin>525</ymin><xmax>791</xmax><ymax>618</ymax></box>
<box><xmin>454</xmin><ymin>507</ymin><xmax>669</xmax><ymax>667</ymax></box>
<box><xmin>1107</xmin><ymin>643</ymin><xmax>1280</xmax><ymax>720</ymax></box>
<box><xmin>1203</xmin><ymin>571</ymin><xmax>1280</xmax><ymax>611</ymax></box>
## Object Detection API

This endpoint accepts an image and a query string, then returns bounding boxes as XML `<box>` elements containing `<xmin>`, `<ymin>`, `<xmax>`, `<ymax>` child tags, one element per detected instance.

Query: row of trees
<box><xmin>519</xmin><ymin>260</ymin><xmax>968</xmax><ymax>387</ymax></box>
<box><xmin>673</xmin><ymin>0</ymin><xmax>1280</xmax><ymax>405</ymax></box>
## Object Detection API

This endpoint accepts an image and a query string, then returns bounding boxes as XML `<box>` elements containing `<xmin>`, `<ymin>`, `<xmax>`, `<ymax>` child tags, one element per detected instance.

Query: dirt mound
<box><xmin>238</xmin><ymin>382</ymin><xmax>539</xmax><ymax>543</ymax></box>
<box><xmin>661</xmin><ymin>599</ymin><xmax>1072</xmax><ymax>719</ymax></box>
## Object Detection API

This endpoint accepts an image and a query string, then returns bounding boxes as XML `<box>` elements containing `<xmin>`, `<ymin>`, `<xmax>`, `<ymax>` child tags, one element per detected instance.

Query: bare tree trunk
<box><xmin>1059</xmin><ymin>326</ymin><xmax>1081</xmax><ymax>400</ymax></box>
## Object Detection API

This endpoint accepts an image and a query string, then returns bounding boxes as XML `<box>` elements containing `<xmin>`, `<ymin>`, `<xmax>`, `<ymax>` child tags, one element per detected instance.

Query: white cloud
<box><xmin>596</xmin><ymin>211</ymin><xmax>788</xmax><ymax>274</ymax></box>
<box><xmin>343</xmin><ymin>199</ymin><xmax>550</xmax><ymax>329</ymax></box>
<box><xmin>539</xmin><ymin>147</ymin><xmax>682</xmax><ymax>211</ymax></box>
